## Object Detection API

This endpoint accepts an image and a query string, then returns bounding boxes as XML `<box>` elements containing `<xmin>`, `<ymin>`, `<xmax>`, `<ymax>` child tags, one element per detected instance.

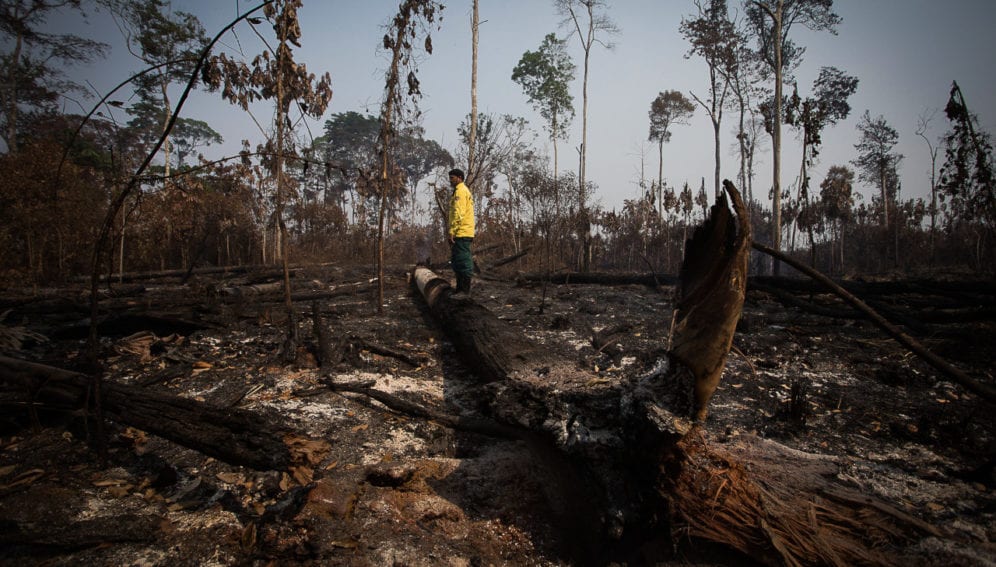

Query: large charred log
<box><xmin>410</xmin><ymin>181</ymin><xmax>945</xmax><ymax>565</ymax></box>
<box><xmin>516</xmin><ymin>271</ymin><xmax>679</xmax><ymax>287</ymax></box>
<box><xmin>0</xmin><ymin>356</ymin><xmax>296</xmax><ymax>470</ymax></box>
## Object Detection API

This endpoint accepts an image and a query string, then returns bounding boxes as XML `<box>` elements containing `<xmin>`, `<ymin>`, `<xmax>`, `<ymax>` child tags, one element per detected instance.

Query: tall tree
<box><xmin>395</xmin><ymin>126</ymin><xmax>452</xmax><ymax>225</ymax></box>
<box><xmin>820</xmin><ymin>164</ymin><xmax>854</xmax><ymax>274</ymax></box>
<box><xmin>106</xmin><ymin>0</ymin><xmax>208</xmax><ymax>182</ymax></box>
<box><xmin>511</xmin><ymin>31</ymin><xmax>576</xmax><ymax>215</ymax></box>
<box><xmin>938</xmin><ymin>81</ymin><xmax>995</xmax><ymax>234</ymax></box>
<box><xmin>456</xmin><ymin>112</ymin><xmax>532</xmax><ymax>207</ymax></box>
<box><xmin>171</xmin><ymin>117</ymin><xmax>223</xmax><ymax>168</ymax></box>
<box><xmin>0</xmin><ymin>0</ymin><xmax>108</xmax><ymax>153</ymax></box>
<box><xmin>681</xmin><ymin>0</ymin><xmax>735</xmax><ymax>198</ymax></box>
<box><xmin>647</xmin><ymin>90</ymin><xmax>694</xmax><ymax>220</ymax></box>
<box><xmin>204</xmin><ymin>0</ymin><xmax>333</xmax><ymax>359</ymax></box>
<box><xmin>785</xmin><ymin>66</ymin><xmax>857</xmax><ymax>264</ymax></box>
<box><xmin>915</xmin><ymin>109</ymin><xmax>940</xmax><ymax>259</ymax></box>
<box><xmin>745</xmin><ymin>0</ymin><xmax>840</xmax><ymax>274</ymax></box>
<box><xmin>322</xmin><ymin>111</ymin><xmax>380</xmax><ymax>221</ymax></box>
<box><xmin>785</xmin><ymin>67</ymin><xmax>857</xmax><ymax>201</ymax></box>
<box><xmin>375</xmin><ymin>0</ymin><xmax>442</xmax><ymax>311</ymax></box>
<box><xmin>555</xmin><ymin>0</ymin><xmax>618</xmax><ymax>271</ymax></box>
<box><xmin>852</xmin><ymin>110</ymin><xmax>902</xmax><ymax>229</ymax></box>
<box><xmin>726</xmin><ymin>17</ymin><xmax>761</xmax><ymax>204</ymax></box>
<box><xmin>468</xmin><ymin>0</ymin><xmax>479</xmax><ymax>179</ymax></box>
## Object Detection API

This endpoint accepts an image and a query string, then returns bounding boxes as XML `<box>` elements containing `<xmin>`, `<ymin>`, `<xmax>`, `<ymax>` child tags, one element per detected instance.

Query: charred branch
<box><xmin>516</xmin><ymin>271</ymin><xmax>679</xmax><ymax>287</ymax></box>
<box><xmin>0</xmin><ymin>356</ymin><xmax>297</xmax><ymax>470</ymax></box>
<box><xmin>752</xmin><ymin>241</ymin><xmax>996</xmax><ymax>404</ymax></box>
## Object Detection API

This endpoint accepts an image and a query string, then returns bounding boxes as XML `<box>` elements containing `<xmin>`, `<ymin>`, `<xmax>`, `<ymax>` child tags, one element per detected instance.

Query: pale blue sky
<box><xmin>51</xmin><ymin>0</ymin><xmax>996</xmax><ymax>212</ymax></box>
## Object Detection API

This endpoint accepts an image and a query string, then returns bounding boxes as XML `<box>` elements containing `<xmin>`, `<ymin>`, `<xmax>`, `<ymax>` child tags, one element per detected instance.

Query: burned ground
<box><xmin>0</xmin><ymin>264</ymin><xmax>994</xmax><ymax>565</ymax></box>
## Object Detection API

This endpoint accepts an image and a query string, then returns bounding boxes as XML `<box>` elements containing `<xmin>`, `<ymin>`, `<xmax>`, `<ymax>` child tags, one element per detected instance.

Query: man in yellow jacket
<box><xmin>447</xmin><ymin>168</ymin><xmax>475</xmax><ymax>294</ymax></box>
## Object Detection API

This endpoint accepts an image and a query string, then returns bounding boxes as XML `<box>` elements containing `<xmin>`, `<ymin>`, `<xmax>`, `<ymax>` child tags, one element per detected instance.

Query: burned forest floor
<box><xmin>1</xmin><ymin>262</ymin><xmax>994</xmax><ymax>566</ymax></box>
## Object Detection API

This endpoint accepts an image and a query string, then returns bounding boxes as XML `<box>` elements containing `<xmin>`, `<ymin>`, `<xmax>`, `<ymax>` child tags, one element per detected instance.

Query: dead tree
<box><xmin>411</xmin><ymin>180</ymin><xmax>943</xmax><ymax>565</ymax></box>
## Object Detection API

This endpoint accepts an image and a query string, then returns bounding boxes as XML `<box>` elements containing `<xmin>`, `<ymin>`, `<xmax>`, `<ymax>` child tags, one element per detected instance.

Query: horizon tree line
<box><xmin>0</xmin><ymin>0</ymin><xmax>992</xmax><ymax>288</ymax></box>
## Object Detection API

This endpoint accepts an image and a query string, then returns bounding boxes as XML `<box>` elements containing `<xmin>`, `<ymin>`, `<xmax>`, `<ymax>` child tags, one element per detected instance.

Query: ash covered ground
<box><xmin>1</xmin><ymin>265</ymin><xmax>993</xmax><ymax>565</ymax></box>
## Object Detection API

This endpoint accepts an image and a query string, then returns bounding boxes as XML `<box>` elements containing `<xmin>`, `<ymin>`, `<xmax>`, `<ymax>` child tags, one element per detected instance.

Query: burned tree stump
<box><xmin>412</xmin><ymin>181</ymin><xmax>944</xmax><ymax>565</ymax></box>
<box><xmin>671</xmin><ymin>179</ymin><xmax>751</xmax><ymax>421</ymax></box>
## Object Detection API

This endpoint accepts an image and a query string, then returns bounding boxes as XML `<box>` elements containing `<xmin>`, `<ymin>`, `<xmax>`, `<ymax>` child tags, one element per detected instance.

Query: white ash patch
<box><xmin>347</xmin><ymin>370</ymin><xmax>444</xmax><ymax>399</ymax></box>
<box><xmin>75</xmin><ymin>489</ymin><xmax>148</xmax><ymax>521</ymax></box>
<box><xmin>181</xmin><ymin>382</ymin><xmax>223</xmax><ymax>400</ymax></box>
<box><xmin>361</xmin><ymin>427</ymin><xmax>426</xmax><ymax>465</ymax></box>
<box><xmin>256</xmin><ymin>397</ymin><xmax>353</xmax><ymax>427</ymax></box>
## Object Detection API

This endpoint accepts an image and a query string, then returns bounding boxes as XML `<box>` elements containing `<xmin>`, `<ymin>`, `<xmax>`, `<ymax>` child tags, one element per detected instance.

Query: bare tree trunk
<box><xmin>468</xmin><ymin>0</ymin><xmax>479</xmax><ymax>178</ymax></box>
<box><xmin>771</xmin><ymin>0</ymin><xmax>784</xmax><ymax>276</ymax></box>
<box><xmin>275</xmin><ymin>15</ymin><xmax>297</xmax><ymax>362</ymax></box>
<box><xmin>161</xmin><ymin>80</ymin><xmax>172</xmax><ymax>187</ymax></box>
<box><xmin>5</xmin><ymin>30</ymin><xmax>23</xmax><ymax>153</ymax></box>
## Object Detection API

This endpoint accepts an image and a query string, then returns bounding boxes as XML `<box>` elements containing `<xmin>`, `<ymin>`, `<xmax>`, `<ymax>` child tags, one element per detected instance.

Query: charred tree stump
<box><xmin>412</xmin><ymin>181</ymin><xmax>944</xmax><ymax>565</ymax></box>
<box><xmin>0</xmin><ymin>356</ymin><xmax>297</xmax><ymax>470</ymax></box>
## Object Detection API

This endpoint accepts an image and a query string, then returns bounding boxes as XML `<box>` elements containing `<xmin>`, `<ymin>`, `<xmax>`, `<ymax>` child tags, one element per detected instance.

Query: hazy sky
<box><xmin>52</xmin><ymin>0</ymin><xmax>996</xmax><ymax>212</ymax></box>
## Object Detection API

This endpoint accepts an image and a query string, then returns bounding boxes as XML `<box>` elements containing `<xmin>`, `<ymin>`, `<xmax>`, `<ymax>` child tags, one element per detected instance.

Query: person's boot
<box><xmin>453</xmin><ymin>274</ymin><xmax>468</xmax><ymax>295</ymax></box>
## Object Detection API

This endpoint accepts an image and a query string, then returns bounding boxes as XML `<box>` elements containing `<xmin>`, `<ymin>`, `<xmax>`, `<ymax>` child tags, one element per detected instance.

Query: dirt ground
<box><xmin>1</xmin><ymin>263</ymin><xmax>994</xmax><ymax>566</ymax></box>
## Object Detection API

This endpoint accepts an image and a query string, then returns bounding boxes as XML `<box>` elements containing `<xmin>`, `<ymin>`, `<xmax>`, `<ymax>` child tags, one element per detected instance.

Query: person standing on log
<box><xmin>447</xmin><ymin>168</ymin><xmax>476</xmax><ymax>295</ymax></box>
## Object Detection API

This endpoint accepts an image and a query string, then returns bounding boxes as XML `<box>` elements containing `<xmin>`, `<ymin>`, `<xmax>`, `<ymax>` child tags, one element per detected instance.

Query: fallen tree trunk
<box><xmin>752</xmin><ymin>241</ymin><xmax>996</xmax><ymax>405</ymax></box>
<box><xmin>411</xmin><ymin>181</ymin><xmax>946</xmax><ymax>565</ymax></box>
<box><xmin>484</xmin><ymin>247</ymin><xmax>531</xmax><ymax>270</ymax></box>
<box><xmin>516</xmin><ymin>271</ymin><xmax>679</xmax><ymax>287</ymax></box>
<box><xmin>0</xmin><ymin>355</ymin><xmax>297</xmax><ymax>470</ymax></box>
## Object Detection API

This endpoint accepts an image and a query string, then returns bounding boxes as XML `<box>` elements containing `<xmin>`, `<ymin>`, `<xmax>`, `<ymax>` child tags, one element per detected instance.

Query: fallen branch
<box><xmin>516</xmin><ymin>271</ymin><xmax>678</xmax><ymax>287</ymax></box>
<box><xmin>485</xmin><ymin>247</ymin><xmax>531</xmax><ymax>270</ymax></box>
<box><xmin>320</xmin><ymin>378</ymin><xmax>521</xmax><ymax>439</ymax></box>
<box><xmin>751</xmin><ymin>241</ymin><xmax>996</xmax><ymax>404</ymax></box>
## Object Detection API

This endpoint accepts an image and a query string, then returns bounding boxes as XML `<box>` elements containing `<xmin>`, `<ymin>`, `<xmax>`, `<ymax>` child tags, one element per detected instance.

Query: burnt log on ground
<box><xmin>749</xmin><ymin>275</ymin><xmax>996</xmax><ymax>306</ymax></box>
<box><xmin>410</xmin><ymin>181</ymin><xmax>947</xmax><ymax>565</ymax></box>
<box><xmin>516</xmin><ymin>271</ymin><xmax>679</xmax><ymax>288</ymax></box>
<box><xmin>0</xmin><ymin>355</ymin><xmax>307</xmax><ymax>471</ymax></box>
<box><xmin>80</xmin><ymin>263</ymin><xmax>328</xmax><ymax>284</ymax></box>
<box><xmin>753</xmin><ymin>241</ymin><xmax>996</xmax><ymax>405</ymax></box>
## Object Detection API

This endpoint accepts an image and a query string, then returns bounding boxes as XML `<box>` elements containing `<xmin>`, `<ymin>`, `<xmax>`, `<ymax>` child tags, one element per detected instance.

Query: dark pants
<box><xmin>451</xmin><ymin>237</ymin><xmax>473</xmax><ymax>292</ymax></box>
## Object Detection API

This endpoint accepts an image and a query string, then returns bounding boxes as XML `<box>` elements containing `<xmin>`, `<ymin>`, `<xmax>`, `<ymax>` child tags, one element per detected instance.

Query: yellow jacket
<box><xmin>448</xmin><ymin>182</ymin><xmax>475</xmax><ymax>238</ymax></box>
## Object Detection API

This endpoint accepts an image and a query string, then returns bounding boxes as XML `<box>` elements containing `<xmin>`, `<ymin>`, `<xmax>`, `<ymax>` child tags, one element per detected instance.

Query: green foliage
<box><xmin>852</xmin><ymin>110</ymin><xmax>903</xmax><ymax>215</ymax></box>
<box><xmin>172</xmin><ymin>118</ymin><xmax>223</xmax><ymax>167</ymax></box>
<box><xmin>745</xmin><ymin>0</ymin><xmax>840</xmax><ymax>79</ymax></box>
<box><xmin>105</xmin><ymin>0</ymin><xmax>208</xmax><ymax>100</ymax></box>
<box><xmin>0</xmin><ymin>0</ymin><xmax>109</xmax><ymax>152</ymax></box>
<box><xmin>511</xmin><ymin>33</ymin><xmax>576</xmax><ymax>141</ymax></box>
<box><xmin>820</xmin><ymin>165</ymin><xmax>854</xmax><ymax>222</ymax></box>
<box><xmin>681</xmin><ymin>0</ymin><xmax>737</xmax><ymax>72</ymax></box>
<box><xmin>323</xmin><ymin>112</ymin><xmax>380</xmax><ymax>171</ymax></box>
<box><xmin>648</xmin><ymin>90</ymin><xmax>695</xmax><ymax>145</ymax></box>
<box><xmin>786</xmin><ymin>66</ymin><xmax>858</xmax><ymax>150</ymax></box>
